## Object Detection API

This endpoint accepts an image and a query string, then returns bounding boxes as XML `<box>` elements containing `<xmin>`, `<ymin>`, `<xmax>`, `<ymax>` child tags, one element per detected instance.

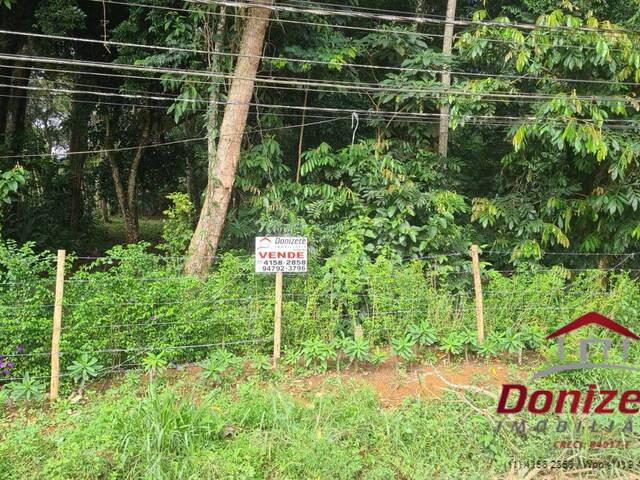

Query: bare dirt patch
<box><xmin>285</xmin><ymin>357</ymin><xmax>530</xmax><ymax>407</ymax></box>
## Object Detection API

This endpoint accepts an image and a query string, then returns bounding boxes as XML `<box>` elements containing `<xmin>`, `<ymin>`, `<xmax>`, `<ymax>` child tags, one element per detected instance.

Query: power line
<box><xmin>2</xmin><ymin>53</ymin><xmax>638</xmax><ymax>106</ymax></box>
<box><xmin>93</xmin><ymin>0</ymin><xmax>445</xmax><ymax>41</ymax></box>
<box><xmin>6</xmin><ymin>82</ymin><xmax>640</xmax><ymax>127</ymax></box>
<box><xmin>222</xmin><ymin>0</ymin><xmax>640</xmax><ymax>35</ymax></box>
<box><xmin>4</xmin><ymin>65</ymin><xmax>636</xmax><ymax>107</ymax></box>
<box><xmin>4</xmin><ymin>29</ymin><xmax>639</xmax><ymax>88</ymax></box>
<box><xmin>0</xmin><ymin>87</ymin><xmax>531</xmax><ymax>130</ymax></box>
<box><xmin>0</xmin><ymin>115</ymin><xmax>348</xmax><ymax>159</ymax></box>
<box><xmin>90</xmin><ymin>0</ymin><xmax>640</xmax><ymax>56</ymax></box>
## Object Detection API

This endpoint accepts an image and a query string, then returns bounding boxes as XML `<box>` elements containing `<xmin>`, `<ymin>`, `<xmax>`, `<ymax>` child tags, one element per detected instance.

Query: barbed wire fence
<box><xmin>1</xmin><ymin>247</ymin><xmax>640</xmax><ymax>399</ymax></box>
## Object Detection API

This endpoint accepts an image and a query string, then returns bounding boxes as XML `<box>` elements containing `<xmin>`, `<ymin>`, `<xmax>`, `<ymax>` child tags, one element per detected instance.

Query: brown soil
<box><xmin>284</xmin><ymin>357</ymin><xmax>531</xmax><ymax>407</ymax></box>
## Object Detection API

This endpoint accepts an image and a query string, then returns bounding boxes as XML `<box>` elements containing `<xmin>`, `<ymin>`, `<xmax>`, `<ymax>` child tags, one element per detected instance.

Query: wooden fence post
<box><xmin>273</xmin><ymin>271</ymin><xmax>283</xmax><ymax>368</ymax></box>
<box><xmin>470</xmin><ymin>245</ymin><xmax>485</xmax><ymax>345</ymax></box>
<box><xmin>50</xmin><ymin>249</ymin><xmax>66</xmax><ymax>401</ymax></box>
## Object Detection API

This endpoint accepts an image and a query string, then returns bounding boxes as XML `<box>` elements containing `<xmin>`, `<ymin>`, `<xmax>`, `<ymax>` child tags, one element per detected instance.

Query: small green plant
<box><xmin>142</xmin><ymin>352</ymin><xmax>168</xmax><ymax>382</ymax></box>
<box><xmin>200</xmin><ymin>358</ymin><xmax>227</xmax><ymax>384</ymax></box>
<box><xmin>250</xmin><ymin>354</ymin><xmax>273</xmax><ymax>378</ymax></box>
<box><xmin>7</xmin><ymin>373</ymin><xmax>45</xmax><ymax>402</ymax></box>
<box><xmin>369</xmin><ymin>348</ymin><xmax>387</xmax><ymax>368</ymax></box>
<box><xmin>407</xmin><ymin>321</ymin><xmax>437</xmax><ymax>348</ymax></box>
<box><xmin>281</xmin><ymin>347</ymin><xmax>303</xmax><ymax>369</ymax></box>
<box><xmin>421</xmin><ymin>349</ymin><xmax>438</xmax><ymax>364</ymax></box>
<box><xmin>342</xmin><ymin>337</ymin><xmax>370</xmax><ymax>368</ymax></box>
<box><xmin>521</xmin><ymin>325</ymin><xmax>544</xmax><ymax>350</ymax></box>
<box><xmin>501</xmin><ymin>330</ymin><xmax>525</xmax><ymax>364</ymax></box>
<box><xmin>391</xmin><ymin>334</ymin><xmax>417</xmax><ymax>364</ymax></box>
<box><xmin>458</xmin><ymin>329</ymin><xmax>479</xmax><ymax>361</ymax></box>
<box><xmin>440</xmin><ymin>332</ymin><xmax>463</xmax><ymax>363</ymax></box>
<box><xmin>199</xmin><ymin>349</ymin><xmax>243</xmax><ymax>384</ymax></box>
<box><xmin>67</xmin><ymin>353</ymin><xmax>103</xmax><ymax>388</ymax></box>
<box><xmin>301</xmin><ymin>338</ymin><xmax>335</xmax><ymax>372</ymax></box>
<box><xmin>477</xmin><ymin>337</ymin><xmax>500</xmax><ymax>360</ymax></box>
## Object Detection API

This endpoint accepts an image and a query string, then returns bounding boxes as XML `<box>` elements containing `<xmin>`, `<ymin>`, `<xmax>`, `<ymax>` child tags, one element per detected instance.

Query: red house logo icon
<box><xmin>532</xmin><ymin>312</ymin><xmax>640</xmax><ymax>380</ymax></box>
<box><xmin>256</xmin><ymin>237</ymin><xmax>272</xmax><ymax>249</ymax></box>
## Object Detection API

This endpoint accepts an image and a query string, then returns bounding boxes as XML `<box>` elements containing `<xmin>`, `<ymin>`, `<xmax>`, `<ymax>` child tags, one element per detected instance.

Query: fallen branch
<box><xmin>429</xmin><ymin>365</ymin><xmax>497</xmax><ymax>401</ymax></box>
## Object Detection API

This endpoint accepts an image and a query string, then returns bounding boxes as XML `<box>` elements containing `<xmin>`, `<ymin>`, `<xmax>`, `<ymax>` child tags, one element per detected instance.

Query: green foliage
<box><xmin>199</xmin><ymin>349</ymin><xmax>242</xmax><ymax>384</ymax></box>
<box><xmin>296</xmin><ymin>140</ymin><xmax>469</xmax><ymax>259</ymax></box>
<box><xmin>301</xmin><ymin>337</ymin><xmax>335</xmax><ymax>371</ymax></box>
<box><xmin>408</xmin><ymin>321</ymin><xmax>437</xmax><ymax>347</ymax></box>
<box><xmin>457</xmin><ymin>9</ymin><xmax>640</xmax><ymax>255</ymax></box>
<box><xmin>250</xmin><ymin>354</ymin><xmax>272</xmax><ymax>378</ymax></box>
<box><xmin>67</xmin><ymin>353</ymin><xmax>102</xmax><ymax>387</ymax></box>
<box><xmin>34</xmin><ymin>0</ymin><xmax>86</xmax><ymax>34</ymax></box>
<box><xmin>440</xmin><ymin>332</ymin><xmax>464</xmax><ymax>360</ymax></box>
<box><xmin>0</xmin><ymin>166</ymin><xmax>26</xmax><ymax>208</ymax></box>
<box><xmin>117</xmin><ymin>388</ymin><xmax>224</xmax><ymax>479</ymax></box>
<box><xmin>142</xmin><ymin>352</ymin><xmax>168</xmax><ymax>379</ymax></box>
<box><xmin>7</xmin><ymin>373</ymin><xmax>45</xmax><ymax>402</ymax></box>
<box><xmin>477</xmin><ymin>336</ymin><xmax>501</xmax><ymax>360</ymax></box>
<box><xmin>391</xmin><ymin>334</ymin><xmax>416</xmax><ymax>363</ymax></box>
<box><xmin>341</xmin><ymin>337</ymin><xmax>370</xmax><ymax>364</ymax></box>
<box><xmin>2</xmin><ymin>242</ymin><xmax>640</xmax><ymax>387</ymax></box>
<box><xmin>158</xmin><ymin>192</ymin><xmax>194</xmax><ymax>257</ymax></box>
<box><xmin>369</xmin><ymin>348</ymin><xmax>387</xmax><ymax>368</ymax></box>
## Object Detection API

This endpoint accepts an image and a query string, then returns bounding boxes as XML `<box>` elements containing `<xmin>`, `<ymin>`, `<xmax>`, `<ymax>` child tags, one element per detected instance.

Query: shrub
<box><xmin>67</xmin><ymin>353</ymin><xmax>102</xmax><ymax>388</ymax></box>
<box><xmin>301</xmin><ymin>338</ymin><xmax>335</xmax><ymax>371</ymax></box>
<box><xmin>391</xmin><ymin>335</ymin><xmax>416</xmax><ymax>364</ymax></box>
<box><xmin>7</xmin><ymin>373</ymin><xmax>45</xmax><ymax>402</ymax></box>
<box><xmin>341</xmin><ymin>337</ymin><xmax>370</xmax><ymax>366</ymax></box>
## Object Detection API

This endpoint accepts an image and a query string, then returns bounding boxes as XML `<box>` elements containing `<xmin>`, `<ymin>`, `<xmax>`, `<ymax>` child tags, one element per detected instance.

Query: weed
<box><xmin>67</xmin><ymin>353</ymin><xmax>103</xmax><ymax>388</ymax></box>
<box><xmin>302</xmin><ymin>338</ymin><xmax>335</xmax><ymax>372</ymax></box>
<box><xmin>391</xmin><ymin>334</ymin><xmax>417</xmax><ymax>365</ymax></box>
<box><xmin>7</xmin><ymin>373</ymin><xmax>45</xmax><ymax>402</ymax></box>
<box><xmin>342</xmin><ymin>337</ymin><xmax>370</xmax><ymax>368</ymax></box>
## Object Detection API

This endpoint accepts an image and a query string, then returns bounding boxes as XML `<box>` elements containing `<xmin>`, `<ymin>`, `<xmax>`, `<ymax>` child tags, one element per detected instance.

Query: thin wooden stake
<box><xmin>50</xmin><ymin>249</ymin><xmax>66</xmax><ymax>401</ymax></box>
<box><xmin>470</xmin><ymin>245</ymin><xmax>485</xmax><ymax>345</ymax></box>
<box><xmin>273</xmin><ymin>271</ymin><xmax>283</xmax><ymax>368</ymax></box>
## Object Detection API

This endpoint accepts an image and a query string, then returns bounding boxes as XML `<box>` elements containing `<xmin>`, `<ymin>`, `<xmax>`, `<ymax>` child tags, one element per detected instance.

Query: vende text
<box><xmin>258</xmin><ymin>252</ymin><xmax>305</xmax><ymax>259</ymax></box>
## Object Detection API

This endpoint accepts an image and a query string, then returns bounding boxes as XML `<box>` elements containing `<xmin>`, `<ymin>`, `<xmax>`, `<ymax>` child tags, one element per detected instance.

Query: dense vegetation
<box><xmin>3</xmin><ymin>237</ymin><xmax>640</xmax><ymax>387</ymax></box>
<box><xmin>3</xmin><ymin>366</ymin><xmax>640</xmax><ymax>479</ymax></box>
<box><xmin>3</xmin><ymin>0</ymin><xmax>640</xmax><ymax>478</ymax></box>
<box><xmin>0</xmin><ymin>0</ymin><xmax>639</xmax><ymax>260</ymax></box>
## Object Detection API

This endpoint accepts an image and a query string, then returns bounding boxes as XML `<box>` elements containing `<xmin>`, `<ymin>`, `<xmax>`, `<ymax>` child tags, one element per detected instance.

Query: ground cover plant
<box><xmin>2</xmin><ymin>362</ymin><xmax>640</xmax><ymax>480</ymax></box>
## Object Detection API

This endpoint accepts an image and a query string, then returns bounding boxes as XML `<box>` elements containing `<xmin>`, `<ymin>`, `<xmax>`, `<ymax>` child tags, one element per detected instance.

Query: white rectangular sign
<box><xmin>255</xmin><ymin>236</ymin><xmax>307</xmax><ymax>273</ymax></box>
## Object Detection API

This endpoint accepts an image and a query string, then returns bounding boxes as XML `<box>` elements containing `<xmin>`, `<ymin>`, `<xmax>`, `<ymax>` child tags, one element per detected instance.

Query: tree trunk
<box><xmin>184</xmin><ymin>1</ymin><xmax>272</xmax><ymax>276</ymax></box>
<box><xmin>437</xmin><ymin>0</ymin><xmax>457</xmax><ymax>157</ymax></box>
<box><xmin>95</xmin><ymin>176</ymin><xmax>110</xmax><ymax>223</ymax></box>
<box><xmin>5</xmin><ymin>59</ymin><xmax>30</xmax><ymax>156</ymax></box>
<box><xmin>185</xmin><ymin>155</ymin><xmax>197</xmax><ymax>220</ymax></box>
<box><xmin>105</xmin><ymin>111</ymin><xmax>152</xmax><ymax>244</ymax></box>
<box><xmin>296</xmin><ymin>84</ymin><xmax>309</xmax><ymax>183</ymax></box>
<box><xmin>69</xmin><ymin>88</ymin><xmax>93</xmax><ymax>232</ymax></box>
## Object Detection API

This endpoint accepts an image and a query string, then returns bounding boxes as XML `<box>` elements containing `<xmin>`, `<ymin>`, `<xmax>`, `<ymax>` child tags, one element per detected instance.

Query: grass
<box><xmin>2</xmin><ymin>365</ymin><xmax>640</xmax><ymax>479</ymax></box>
<box><xmin>93</xmin><ymin>216</ymin><xmax>164</xmax><ymax>252</ymax></box>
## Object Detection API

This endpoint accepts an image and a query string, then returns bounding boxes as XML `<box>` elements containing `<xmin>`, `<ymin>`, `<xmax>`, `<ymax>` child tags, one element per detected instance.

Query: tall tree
<box><xmin>437</xmin><ymin>0</ymin><xmax>457</xmax><ymax>157</ymax></box>
<box><xmin>68</xmin><ymin>86</ymin><xmax>93</xmax><ymax>232</ymax></box>
<box><xmin>105</xmin><ymin>109</ymin><xmax>152</xmax><ymax>244</ymax></box>
<box><xmin>184</xmin><ymin>1</ymin><xmax>273</xmax><ymax>275</ymax></box>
